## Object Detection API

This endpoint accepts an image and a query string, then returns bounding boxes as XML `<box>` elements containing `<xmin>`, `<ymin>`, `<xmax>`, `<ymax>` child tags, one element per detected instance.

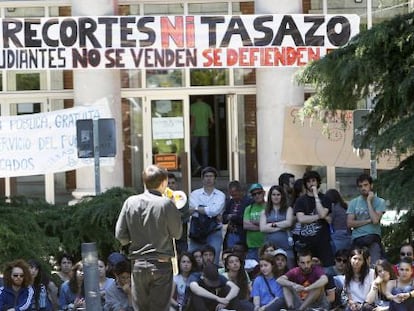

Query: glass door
<box><xmin>143</xmin><ymin>96</ymin><xmax>190</xmax><ymax>193</ymax></box>
<box><xmin>227</xmin><ymin>94</ymin><xmax>258</xmax><ymax>185</ymax></box>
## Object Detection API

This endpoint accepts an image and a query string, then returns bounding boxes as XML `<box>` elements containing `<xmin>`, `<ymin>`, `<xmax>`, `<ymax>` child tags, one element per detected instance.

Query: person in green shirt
<box><xmin>243</xmin><ymin>183</ymin><xmax>266</xmax><ymax>262</ymax></box>
<box><xmin>190</xmin><ymin>97</ymin><xmax>214</xmax><ymax>175</ymax></box>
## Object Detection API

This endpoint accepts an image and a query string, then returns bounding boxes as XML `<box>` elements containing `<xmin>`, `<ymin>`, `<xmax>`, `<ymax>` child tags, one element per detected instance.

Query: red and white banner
<box><xmin>0</xmin><ymin>14</ymin><xmax>359</xmax><ymax>69</ymax></box>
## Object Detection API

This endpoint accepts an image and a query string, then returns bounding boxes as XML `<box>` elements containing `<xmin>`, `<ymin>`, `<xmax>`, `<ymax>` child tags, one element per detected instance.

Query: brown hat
<box><xmin>202</xmin><ymin>263</ymin><xmax>221</xmax><ymax>287</ymax></box>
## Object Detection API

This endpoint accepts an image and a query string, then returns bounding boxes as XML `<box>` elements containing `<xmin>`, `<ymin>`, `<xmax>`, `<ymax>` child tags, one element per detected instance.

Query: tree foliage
<box><xmin>297</xmin><ymin>11</ymin><xmax>414</xmax><ymax>210</ymax></box>
<box><xmin>0</xmin><ymin>187</ymin><xmax>137</xmax><ymax>270</ymax></box>
<box><xmin>0</xmin><ymin>199</ymin><xmax>60</xmax><ymax>269</ymax></box>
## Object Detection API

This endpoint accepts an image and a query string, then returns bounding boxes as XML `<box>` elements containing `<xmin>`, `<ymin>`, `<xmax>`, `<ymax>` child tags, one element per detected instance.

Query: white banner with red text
<box><xmin>0</xmin><ymin>14</ymin><xmax>359</xmax><ymax>69</ymax></box>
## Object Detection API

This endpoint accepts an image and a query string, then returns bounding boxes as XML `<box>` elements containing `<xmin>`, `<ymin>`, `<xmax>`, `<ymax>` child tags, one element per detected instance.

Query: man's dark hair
<box><xmin>278</xmin><ymin>173</ymin><xmax>294</xmax><ymax>187</ymax></box>
<box><xmin>192</xmin><ymin>248</ymin><xmax>202</xmax><ymax>256</ymax></box>
<box><xmin>232</xmin><ymin>242</ymin><xmax>248</xmax><ymax>253</ymax></box>
<box><xmin>58</xmin><ymin>253</ymin><xmax>74</xmax><ymax>265</ymax></box>
<box><xmin>167</xmin><ymin>172</ymin><xmax>176</xmax><ymax>180</ymax></box>
<box><xmin>113</xmin><ymin>260</ymin><xmax>131</xmax><ymax>275</ymax></box>
<box><xmin>335</xmin><ymin>248</ymin><xmax>350</xmax><ymax>259</ymax></box>
<box><xmin>3</xmin><ymin>259</ymin><xmax>33</xmax><ymax>288</ymax></box>
<box><xmin>142</xmin><ymin>165</ymin><xmax>168</xmax><ymax>189</ymax></box>
<box><xmin>303</xmin><ymin>170</ymin><xmax>321</xmax><ymax>187</ymax></box>
<box><xmin>201</xmin><ymin>166</ymin><xmax>218</xmax><ymax>178</ymax></box>
<box><xmin>356</xmin><ymin>173</ymin><xmax>373</xmax><ymax>186</ymax></box>
<box><xmin>201</xmin><ymin>244</ymin><xmax>216</xmax><ymax>256</ymax></box>
<box><xmin>297</xmin><ymin>249</ymin><xmax>312</xmax><ymax>260</ymax></box>
<box><xmin>228</xmin><ymin>180</ymin><xmax>242</xmax><ymax>191</ymax></box>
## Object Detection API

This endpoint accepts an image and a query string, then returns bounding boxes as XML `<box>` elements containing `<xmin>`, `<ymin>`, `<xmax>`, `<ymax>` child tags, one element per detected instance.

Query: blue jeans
<box><xmin>331</xmin><ymin>229</ymin><xmax>352</xmax><ymax>253</ymax></box>
<box><xmin>189</xmin><ymin>228</ymin><xmax>223</xmax><ymax>266</ymax></box>
<box><xmin>191</xmin><ymin>136</ymin><xmax>209</xmax><ymax>168</ymax></box>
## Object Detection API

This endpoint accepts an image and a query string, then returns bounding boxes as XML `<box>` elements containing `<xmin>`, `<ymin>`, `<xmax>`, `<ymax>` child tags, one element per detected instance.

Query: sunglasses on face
<box><xmin>400</xmin><ymin>252</ymin><xmax>413</xmax><ymax>257</ymax></box>
<box><xmin>335</xmin><ymin>258</ymin><xmax>347</xmax><ymax>263</ymax></box>
<box><xmin>12</xmin><ymin>274</ymin><xmax>24</xmax><ymax>278</ymax></box>
<box><xmin>251</xmin><ymin>191</ymin><xmax>263</xmax><ymax>197</ymax></box>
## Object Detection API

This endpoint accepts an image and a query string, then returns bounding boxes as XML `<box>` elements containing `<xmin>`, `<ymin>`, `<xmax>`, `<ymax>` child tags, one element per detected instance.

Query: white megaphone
<box><xmin>164</xmin><ymin>187</ymin><xmax>187</xmax><ymax>209</ymax></box>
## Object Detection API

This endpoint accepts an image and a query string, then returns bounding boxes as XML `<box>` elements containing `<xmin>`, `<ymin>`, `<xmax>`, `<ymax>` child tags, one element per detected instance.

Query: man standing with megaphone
<box><xmin>115</xmin><ymin>165</ymin><xmax>182</xmax><ymax>311</ymax></box>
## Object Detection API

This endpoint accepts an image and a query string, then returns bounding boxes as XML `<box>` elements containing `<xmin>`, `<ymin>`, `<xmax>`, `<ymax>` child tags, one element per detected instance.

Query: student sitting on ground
<box><xmin>187</xmin><ymin>262</ymin><xmax>240</xmax><ymax>311</ymax></box>
<box><xmin>277</xmin><ymin>249</ymin><xmax>329</xmax><ymax>311</ymax></box>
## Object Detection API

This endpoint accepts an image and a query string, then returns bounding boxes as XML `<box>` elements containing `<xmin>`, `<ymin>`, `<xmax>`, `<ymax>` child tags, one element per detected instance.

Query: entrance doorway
<box><xmin>189</xmin><ymin>95</ymin><xmax>228</xmax><ymax>176</ymax></box>
<box><xmin>137</xmin><ymin>92</ymin><xmax>257</xmax><ymax>194</ymax></box>
<box><xmin>142</xmin><ymin>95</ymin><xmax>191</xmax><ymax>194</ymax></box>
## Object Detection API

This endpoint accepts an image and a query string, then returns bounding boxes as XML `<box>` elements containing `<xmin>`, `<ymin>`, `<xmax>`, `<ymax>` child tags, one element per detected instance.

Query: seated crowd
<box><xmin>172</xmin><ymin>242</ymin><xmax>414</xmax><ymax>311</ymax></box>
<box><xmin>0</xmin><ymin>170</ymin><xmax>413</xmax><ymax>311</ymax></box>
<box><xmin>170</xmin><ymin>170</ymin><xmax>414</xmax><ymax>311</ymax></box>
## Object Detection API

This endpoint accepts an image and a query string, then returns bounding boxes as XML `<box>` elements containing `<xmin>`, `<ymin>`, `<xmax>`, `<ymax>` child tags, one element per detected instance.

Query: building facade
<box><xmin>0</xmin><ymin>0</ymin><xmax>411</xmax><ymax>204</ymax></box>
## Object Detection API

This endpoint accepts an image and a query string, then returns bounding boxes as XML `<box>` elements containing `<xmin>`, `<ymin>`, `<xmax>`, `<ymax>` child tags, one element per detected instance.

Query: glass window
<box><xmin>335</xmin><ymin>167</ymin><xmax>368</xmax><ymax>200</ymax></box>
<box><xmin>119</xmin><ymin>5</ymin><xmax>140</xmax><ymax>16</ymax></box>
<box><xmin>307</xmin><ymin>1</ymin><xmax>410</xmax><ymax>26</ymax></box>
<box><xmin>146</xmin><ymin>70</ymin><xmax>184</xmax><ymax>88</ymax></box>
<box><xmin>15</xmin><ymin>103</ymin><xmax>42</xmax><ymax>115</ymax></box>
<box><xmin>190</xmin><ymin>69</ymin><xmax>229</xmax><ymax>86</ymax></box>
<box><xmin>234</xmin><ymin>68</ymin><xmax>255</xmax><ymax>85</ymax></box>
<box><xmin>16</xmin><ymin>73</ymin><xmax>40</xmax><ymax>90</ymax></box>
<box><xmin>122</xmin><ymin>97</ymin><xmax>144</xmax><ymax>190</ymax></box>
<box><xmin>49</xmin><ymin>99</ymin><xmax>65</xmax><ymax>111</ymax></box>
<box><xmin>49</xmin><ymin>6</ymin><xmax>69</xmax><ymax>17</ymax></box>
<box><xmin>237</xmin><ymin>94</ymin><xmax>257</xmax><ymax>183</ymax></box>
<box><xmin>232</xmin><ymin>2</ymin><xmax>254</xmax><ymax>14</ymax></box>
<box><xmin>50</xmin><ymin>71</ymin><xmax>65</xmax><ymax>90</ymax></box>
<box><xmin>5</xmin><ymin>7</ymin><xmax>44</xmax><ymax>17</ymax></box>
<box><xmin>151</xmin><ymin>99</ymin><xmax>185</xmax><ymax>156</ymax></box>
<box><xmin>7</xmin><ymin>71</ymin><xmax>45</xmax><ymax>91</ymax></box>
<box><xmin>121</xmin><ymin>70</ymin><xmax>142</xmax><ymax>88</ymax></box>
<box><xmin>188</xmin><ymin>3</ymin><xmax>228</xmax><ymax>14</ymax></box>
<box><xmin>144</xmin><ymin>4</ymin><xmax>184</xmax><ymax>15</ymax></box>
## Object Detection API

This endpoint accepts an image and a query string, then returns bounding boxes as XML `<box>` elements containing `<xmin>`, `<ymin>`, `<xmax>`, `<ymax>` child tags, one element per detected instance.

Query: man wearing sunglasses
<box><xmin>0</xmin><ymin>259</ymin><xmax>34</xmax><ymax>311</ymax></box>
<box><xmin>393</xmin><ymin>243</ymin><xmax>414</xmax><ymax>277</ymax></box>
<box><xmin>243</xmin><ymin>183</ymin><xmax>266</xmax><ymax>261</ymax></box>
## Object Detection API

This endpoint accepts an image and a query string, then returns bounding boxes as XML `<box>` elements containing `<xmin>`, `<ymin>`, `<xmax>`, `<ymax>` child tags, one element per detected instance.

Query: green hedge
<box><xmin>0</xmin><ymin>187</ymin><xmax>137</xmax><ymax>271</ymax></box>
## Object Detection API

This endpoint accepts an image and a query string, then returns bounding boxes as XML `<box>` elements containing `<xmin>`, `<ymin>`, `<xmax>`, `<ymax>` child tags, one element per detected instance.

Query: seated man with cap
<box><xmin>187</xmin><ymin>262</ymin><xmax>241</xmax><ymax>310</ymax></box>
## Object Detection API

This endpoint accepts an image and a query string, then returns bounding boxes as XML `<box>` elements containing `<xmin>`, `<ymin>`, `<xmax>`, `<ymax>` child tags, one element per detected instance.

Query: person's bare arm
<box><xmin>189</xmin><ymin>282</ymin><xmax>219</xmax><ymax>300</ymax></box>
<box><xmin>347</xmin><ymin>213</ymin><xmax>371</xmax><ymax>229</ymax></box>
<box><xmin>304</xmin><ymin>275</ymin><xmax>328</xmax><ymax>291</ymax></box>
<box><xmin>366</xmin><ymin>192</ymin><xmax>383</xmax><ymax>224</ymax></box>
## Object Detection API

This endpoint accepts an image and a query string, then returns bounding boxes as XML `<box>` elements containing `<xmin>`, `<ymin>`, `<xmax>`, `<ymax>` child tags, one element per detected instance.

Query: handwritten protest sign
<box><xmin>0</xmin><ymin>99</ymin><xmax>112</xmax><ymax>177</ymax></box>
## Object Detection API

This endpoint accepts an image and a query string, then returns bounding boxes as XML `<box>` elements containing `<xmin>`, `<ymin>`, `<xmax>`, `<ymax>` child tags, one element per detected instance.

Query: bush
<box><xmin>0</xmin><ymin>187</ymin><xmax>137</xmax><ymax>270</ymax></box>
<box><xmin>382</xmin><ymin>209</ymin><xmax>414</xmax><ymax>263</ymax></box>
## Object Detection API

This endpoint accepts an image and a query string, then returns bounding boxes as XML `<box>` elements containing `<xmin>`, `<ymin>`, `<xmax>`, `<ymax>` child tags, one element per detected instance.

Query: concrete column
<box><xmin>71</xmin><ymin>0</ymin><xmax>123</xmax><ymax>201</ymax></box>
<box><xmin>255</xmin><ymin>0</ymin><xmax>306</xmax><ymax>187</ymax></box>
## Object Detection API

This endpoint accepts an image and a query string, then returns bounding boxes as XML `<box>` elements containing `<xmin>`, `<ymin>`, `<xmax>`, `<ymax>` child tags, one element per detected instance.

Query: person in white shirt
<box><xmin>342</xmin><ymin>247</ymin><xmax>375</xmax><ymax>310</ymax></box>
<box><xmin>188</xmin><ymin>167</ymin><xmax>226</xmax><ymax>266</ymax></box>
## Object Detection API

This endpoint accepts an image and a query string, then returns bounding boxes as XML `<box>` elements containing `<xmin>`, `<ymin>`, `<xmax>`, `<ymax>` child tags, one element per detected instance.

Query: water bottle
<box><xmin>39</xmin><ymin>285</ymin><xmax>47</xmax><ymax>308</ymax></box>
